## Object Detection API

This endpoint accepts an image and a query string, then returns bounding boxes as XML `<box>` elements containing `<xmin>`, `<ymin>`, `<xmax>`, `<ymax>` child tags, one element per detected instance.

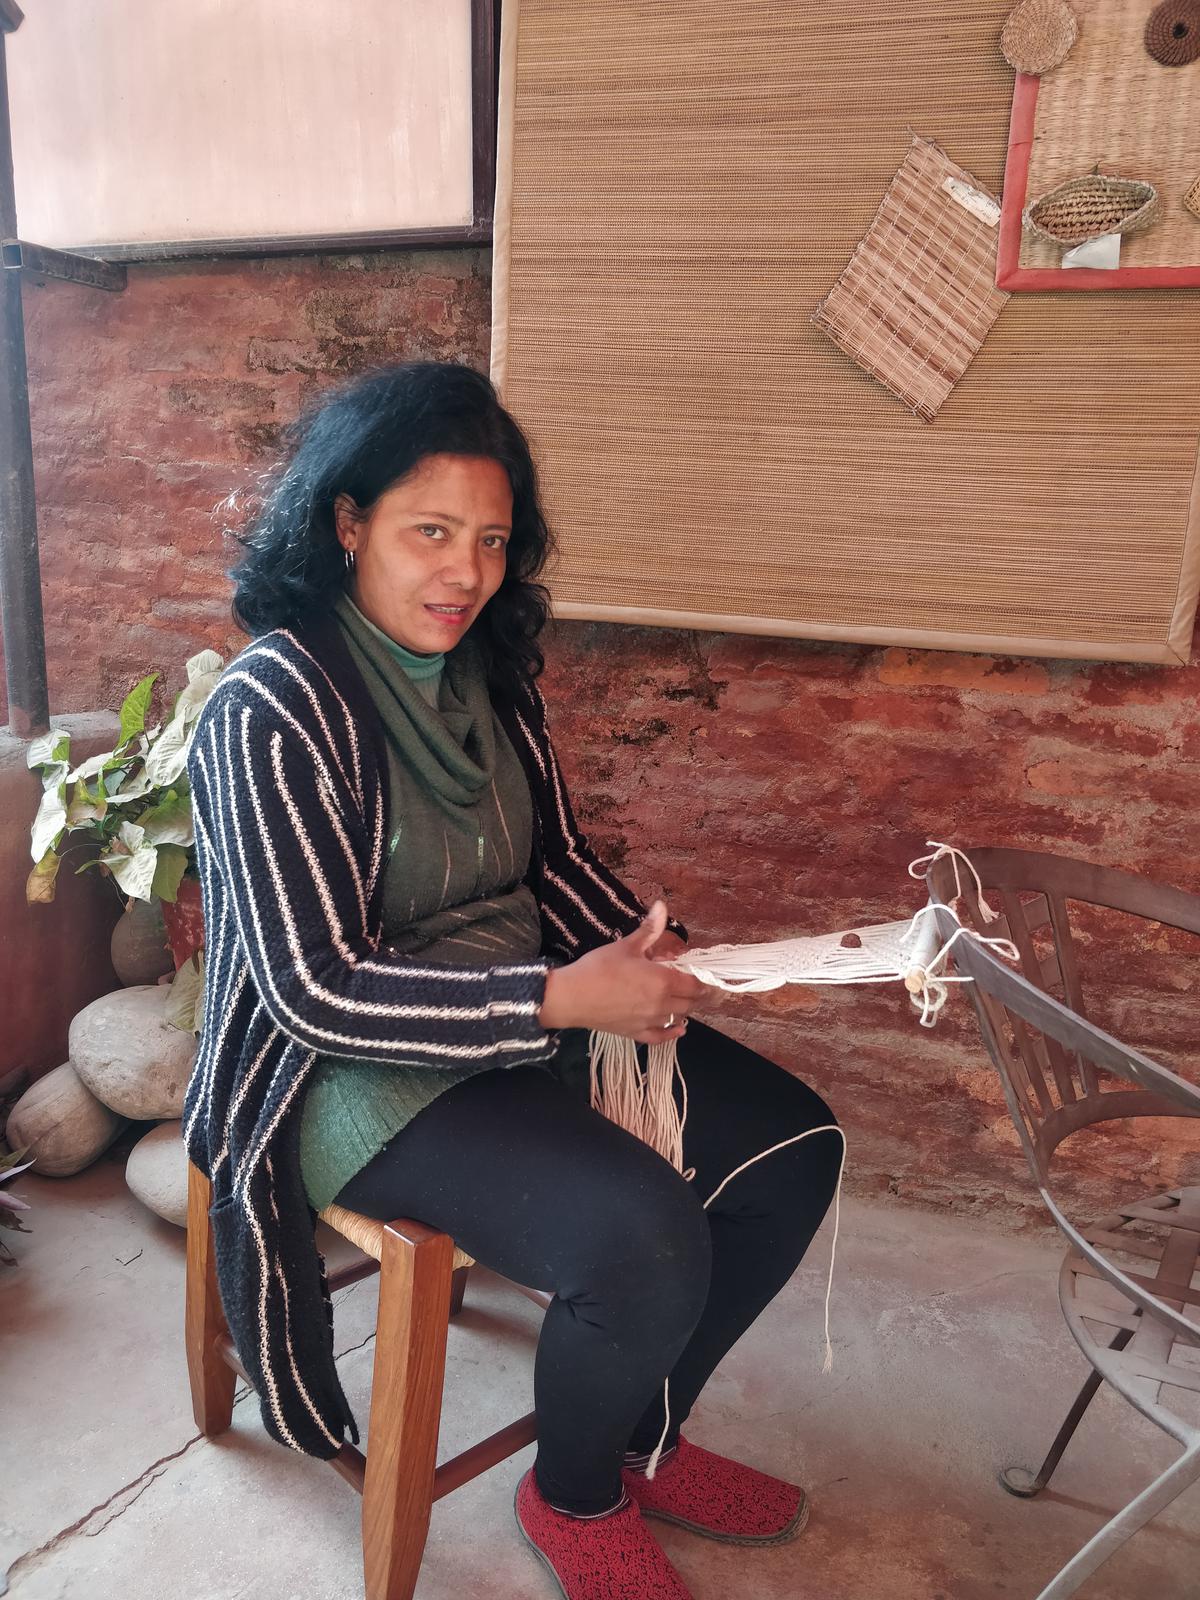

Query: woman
<box><xmin>184</xmin><ymin>361</ymin><xmax>841</xmax><ymax>1600</ymax></box>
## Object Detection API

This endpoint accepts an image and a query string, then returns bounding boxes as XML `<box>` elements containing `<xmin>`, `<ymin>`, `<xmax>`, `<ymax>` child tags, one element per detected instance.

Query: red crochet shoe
<box><xmin>514</xmin><ymin>1468</ymin><xmax>695</xmax><ymax>1599</ymax></box>
<box><xmin>621</xmin><ymin>1437</ymin><xmax>809</xmax><ymax>1546</ymax></box>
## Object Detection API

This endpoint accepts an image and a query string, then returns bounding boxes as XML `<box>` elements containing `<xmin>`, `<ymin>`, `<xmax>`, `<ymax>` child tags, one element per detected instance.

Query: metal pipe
<box><xmin>0</xmin><ymin>26</ymin><xmax>48</xmax><ymax>737</ymax></box>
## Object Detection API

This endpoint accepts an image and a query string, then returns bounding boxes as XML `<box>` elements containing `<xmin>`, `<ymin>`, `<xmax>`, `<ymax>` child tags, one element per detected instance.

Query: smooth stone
<box><xmin>125</xmin><ymin>1121</ymin><xmax>188</xmax><ymax>1227</ymax></box>
<box><xmin>6</xmin><ymin>1063</ymin><xmax>128</xmax><ymax>1176</ymax></box>
<box><xmin>70</xmin><ymin>986</ymin><xmax>197</xmax><ymax>1120</ymax></box>
<box><xmin>110</xmin><ymin>896</ymin><xmax>174</xmax><ymax>987</ymax></box>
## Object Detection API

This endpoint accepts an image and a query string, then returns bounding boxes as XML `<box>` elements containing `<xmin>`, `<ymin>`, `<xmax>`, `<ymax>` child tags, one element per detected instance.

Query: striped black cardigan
<box><xmin>183</xmin><ymin>612</ymin><xmax>683</xmax><ymax>1458</ymax></box>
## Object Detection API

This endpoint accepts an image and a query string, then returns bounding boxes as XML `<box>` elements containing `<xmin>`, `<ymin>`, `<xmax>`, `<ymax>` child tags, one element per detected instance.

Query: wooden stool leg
<box><xmin>362</xmin><ymin>1220</ymin><xmax>455</xmax><ymax>1600</ymax></box>
<box><xmin>449</xmin><ymin>1263</ymin><xmax>471</xmax><ymax>1318</ymax></box>
<box><xmin>185</xmin><ymin>1161</ymin><xmax>237</xmax><ymax>1436</ymax></box>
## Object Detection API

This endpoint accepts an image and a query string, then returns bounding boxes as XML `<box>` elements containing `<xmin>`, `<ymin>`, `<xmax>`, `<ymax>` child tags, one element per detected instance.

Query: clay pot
<box><xmin>110</xmin><ymin>895</ymin><xmax>174</xmax><ymax>987</ymax></box>
<box><xmin>161</xmin><ymin>875</ymin><xmax>205</xmax><ymax>969</ymax></box>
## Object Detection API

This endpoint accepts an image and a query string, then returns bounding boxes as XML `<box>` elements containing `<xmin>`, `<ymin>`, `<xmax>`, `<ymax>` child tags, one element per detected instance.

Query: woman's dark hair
<box><xmin>230</xmin><ymin>361</ymin><xmax>556</xmax><ymax>693</ymax></box>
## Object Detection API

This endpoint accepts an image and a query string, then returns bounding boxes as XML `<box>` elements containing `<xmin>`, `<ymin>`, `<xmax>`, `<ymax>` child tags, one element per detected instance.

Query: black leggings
<box><xmin>337</xmin><ymin>1019</ymin><xmax>841</xmax><ymax>1514</ymax></box>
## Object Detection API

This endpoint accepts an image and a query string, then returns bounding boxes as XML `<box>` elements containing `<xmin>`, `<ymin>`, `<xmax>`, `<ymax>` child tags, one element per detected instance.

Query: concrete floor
<box><xmin>3</xmin><ymin>1156</ymin><xmax>1197</xmax><ymax>1600</ymax></box>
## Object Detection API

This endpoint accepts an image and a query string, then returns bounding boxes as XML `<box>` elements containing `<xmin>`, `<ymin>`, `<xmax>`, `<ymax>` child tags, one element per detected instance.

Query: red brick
<box><xmin>1025</xmin><ymin>756</ymin><xmax>1123</xmax><ymax>799</ymax></box>
<box><xmin>704</xmin><ymin>634</ymin><xmax>864</xmax><ymax>682</ymax></box>
<box><xmin>878</xmin><ymin>648</ymin><xmax>1051</xmax><ymax>696</ymax></box>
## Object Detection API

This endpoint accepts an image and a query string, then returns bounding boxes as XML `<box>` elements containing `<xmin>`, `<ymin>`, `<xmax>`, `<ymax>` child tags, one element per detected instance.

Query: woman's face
<box><xmin>334</xmin><ymin>453</ymin><xmax>513</xmax><ymax>655</ymax></box>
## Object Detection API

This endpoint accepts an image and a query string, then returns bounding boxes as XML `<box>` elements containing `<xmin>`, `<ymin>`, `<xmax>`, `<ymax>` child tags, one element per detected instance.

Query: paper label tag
<box><xmin>1062</xmin><ymin>232</ymin><xmax>1121</xmax><ymax>270</ymax></box>
<box><xmin>942</xmin><ymin>176</ymin><xmax>1001</xmax><ymax>228</ymax></box>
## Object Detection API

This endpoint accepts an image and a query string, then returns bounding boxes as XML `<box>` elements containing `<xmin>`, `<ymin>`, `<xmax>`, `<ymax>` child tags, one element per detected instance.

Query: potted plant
<box><xmin>26</xmin><ymin>649</ymin><xmax>223</xmax><ymax>1006</ymax></box>
<box><xmin>0</xmin><ymin>1149</ymin><xmax>33</xmax><ymax>1267</ymax></box>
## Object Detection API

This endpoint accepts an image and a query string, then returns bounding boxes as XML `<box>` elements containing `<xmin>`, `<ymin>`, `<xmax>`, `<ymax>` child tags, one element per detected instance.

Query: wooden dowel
<box><xmin>433</xmin><ymin>1412</ymin><xmax>538</xmax><ymax>1502</ymax></box>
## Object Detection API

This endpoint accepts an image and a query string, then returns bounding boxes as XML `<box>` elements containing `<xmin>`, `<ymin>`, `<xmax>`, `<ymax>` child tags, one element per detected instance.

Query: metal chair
<box><xmin>926</xmin><ymin>847</ymin><xmax>1200</xmax><ymax>1600</ymax></box>
<box><xmin>184</xmin><ymin>1163</ymin><xmax>554</xmax><ymax>1600</ymax></box>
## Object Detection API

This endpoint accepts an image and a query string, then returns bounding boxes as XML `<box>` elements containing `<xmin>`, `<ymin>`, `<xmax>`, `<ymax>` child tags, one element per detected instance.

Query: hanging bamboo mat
<box><xmin>1020</xmin><ymin>0</ymin><xmax>1200</xmax><ymax>271</ymax></box>
<box><xmin>813</xmin><ymin>139</ymin><xmax>1010</xmax><ymax>421</ymax></box>
<box><xmin>493</xmin><ymin>0</ymin><xmax>1200</xmax><ymax>662</ymax></box>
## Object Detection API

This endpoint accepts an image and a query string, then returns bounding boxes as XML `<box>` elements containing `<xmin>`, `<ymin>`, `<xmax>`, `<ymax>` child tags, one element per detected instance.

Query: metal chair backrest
<box><xmin>925</xmin><ymin>847</ymin><xmax>1200</xmax><ymax>1347</ymax></box>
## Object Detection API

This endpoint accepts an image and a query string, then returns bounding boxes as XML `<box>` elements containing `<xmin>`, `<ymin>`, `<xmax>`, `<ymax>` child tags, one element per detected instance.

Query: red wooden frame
<box><xmin>997</xmin><ymin>73</ymin><xmax>1200</xmax><ymax>292</ymax></box>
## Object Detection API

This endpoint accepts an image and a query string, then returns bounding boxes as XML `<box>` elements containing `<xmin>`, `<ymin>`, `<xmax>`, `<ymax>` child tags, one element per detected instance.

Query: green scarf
<box><xmin>299</xmin><ymin>594</ymin><xmax>545</xmax><ymax>1213</ymax></box>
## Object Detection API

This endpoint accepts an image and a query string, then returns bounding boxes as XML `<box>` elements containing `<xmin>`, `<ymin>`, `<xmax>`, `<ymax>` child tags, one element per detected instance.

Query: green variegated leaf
<box><xmin>186</xmin><ymin>649</ymin><xmax>223</xmax><ymax>682</ymax></box>
<box><xmin>111</xmin><ymin>766</ymin><xmax>157</xmax><ymax>801</ymax></box>
<box><xmin>26</xmin><ymin>729</ymin><xmax>70</xmax><ymax>770</ymax></box>
<box><xmin>25</xmin><ymin>850</ymin><xmax>62</xmax><ymax>904</ymax></box>
<box><xmin>103</xmin><ymin>819</ymin><xmax>157</xmax><ymax>901</ymax></box>
<box><xmin>67</xmin><ymin>749</ymin><xmax>122</xmax><ymax>784</ymax></box>
<box><xmin>105</xmin><ymin>843</ymin><xmax>158</xmax><ymax>901</ymax></box>
<box><xmin>117</xmin><ymin>673</ymin><xmax>159</xmax><ymax>752</ymax></box>
<box><xmin>141</xmin><ymin>717</ymin><xmax>193</xmax><ymax>788</ymax></box>
<box><xmin>173</xmin><ymin>653</ymin><xmax>224</xmax><ymax>721</ymax></box>
<box><xmin>150</xmin><ymin>843</ymin><xmax>189</xmax><ymax>903</ymax></box>
<box><xmin>65</xmin><ymin>777</ymin><xmax>107</xmax><ymax>827</ymax></box>
<box><xmin>165</xmin><ymin>948</ymin><xmax>206</xmax><ymax>1033</ymax></box>
<box><xmin>30</xmin><ymin>780</ymin><xmax>68</xmax><ymax>861</ymax></box>
<box><xmin>137</xmin><ymin>791</ymin><xmax>193</xmax><ymax>847</ymax></box>
<box><xmin>117</xmin><ymin>820</ymin><xmax>146</xmax><ymax>852</ymax></box>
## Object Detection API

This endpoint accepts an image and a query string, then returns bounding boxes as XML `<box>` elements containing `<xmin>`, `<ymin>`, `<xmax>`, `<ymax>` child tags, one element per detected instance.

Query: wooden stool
<box><xmin>184</xmin><ymin>1161</ymin><xmax>553</xmax><ymax>1600</ymax></box>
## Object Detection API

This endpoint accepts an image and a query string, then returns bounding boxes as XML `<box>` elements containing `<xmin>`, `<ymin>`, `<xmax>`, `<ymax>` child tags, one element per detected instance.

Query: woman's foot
<box><xmin>621</xmin><ymin>1436</ymin><xmax>809</xmax><ymax>1545</ymax></box>
<box><xmin>514</xmin><ymin>1468</ymin><xmax>694</xmax><ymax>1599</ymax></box>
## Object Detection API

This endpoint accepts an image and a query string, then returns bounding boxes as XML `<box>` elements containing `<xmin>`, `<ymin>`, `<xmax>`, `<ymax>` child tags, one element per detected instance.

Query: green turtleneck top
<box><xmin>297</xmin><ymin>593</ymin><xmax>547</xmax><ymax>1212</ymax></box>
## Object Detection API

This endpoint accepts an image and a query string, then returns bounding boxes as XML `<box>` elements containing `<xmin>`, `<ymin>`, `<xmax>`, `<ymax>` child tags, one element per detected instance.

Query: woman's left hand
<box><xmin>647</xmin><ymin>928</ymin><xmax>688</xmax><ymax>964</ymax></box>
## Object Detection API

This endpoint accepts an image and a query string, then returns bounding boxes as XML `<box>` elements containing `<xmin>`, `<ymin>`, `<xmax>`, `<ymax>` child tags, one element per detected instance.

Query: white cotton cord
<box><xmin>642</xmin><ymin>1121</ymin><xmax>848</xmax><ymax>1481</ymax></box>
<box><xmin>897</xmin><ymin>902</ymin><xmax>1019</xmax><ymax>1027</ymax></box>
<box><xmin>907</xmin><ymin>840</ymin><xmax>1001</xmax><ymax>925</ymax></box>
<box><xmin>588</xmin><ymin>1031</ymin><xmax>693</xmax><ymax>1174</ymax></box>
<box><xmin>590</xmin><ymin>845</ymin><xmax>1015</xmax><ymax>1477</ymax></box>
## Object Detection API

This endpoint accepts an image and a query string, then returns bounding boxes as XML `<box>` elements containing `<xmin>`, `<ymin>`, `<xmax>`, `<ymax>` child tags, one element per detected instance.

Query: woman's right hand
<box><xmin>538</xmin><ymin>901</ymin><xmax>704</xmax><ymax>1043</ymax></box>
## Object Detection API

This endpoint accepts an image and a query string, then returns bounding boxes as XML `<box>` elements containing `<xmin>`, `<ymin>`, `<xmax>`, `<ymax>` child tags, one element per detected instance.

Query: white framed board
<box><xmin>7</xmin><ymin>0</ymin><xmax>495</xmax><ymax>259</ymax></box>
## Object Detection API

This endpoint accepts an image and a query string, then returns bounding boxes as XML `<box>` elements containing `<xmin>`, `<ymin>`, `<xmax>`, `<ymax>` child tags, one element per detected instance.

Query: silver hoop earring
<box><xmin>344</xmin><ymin>549</ymin><xmax>356</xmax><ymax>572</ymax></box>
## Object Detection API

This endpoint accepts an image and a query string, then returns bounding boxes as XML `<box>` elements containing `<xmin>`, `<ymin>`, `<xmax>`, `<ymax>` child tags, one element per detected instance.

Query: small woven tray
<box><xmin>1001</xmin><ymin>0</ymin><xmax>1080</xmax><ymax>74</ymax></box>
<box><xmin>1023</xmin><ymin>172</ymin><xmax>1159</xmax><ymax>245</ymax></box>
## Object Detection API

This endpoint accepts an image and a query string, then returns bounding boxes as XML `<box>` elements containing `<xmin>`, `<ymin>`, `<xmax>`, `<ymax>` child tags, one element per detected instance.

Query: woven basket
<box><xmin>1144</xmin><ymin>0</ymin><xmax>1200</xmax><ymax>67</ymax></box>
<box><xmin>1185</xmin><ymin>176</ymin><xmax>1200</xmax><ymax>221</ymax></box>
<box><xmin>1023</xmin><ymin>174</ymin><xmax>1160</xmax><ymax>246</ymax></box>
<box><xmin>1000</xmin><ymin>0</ymin><xmax>1079</xmax><ymax>75</ymax></box>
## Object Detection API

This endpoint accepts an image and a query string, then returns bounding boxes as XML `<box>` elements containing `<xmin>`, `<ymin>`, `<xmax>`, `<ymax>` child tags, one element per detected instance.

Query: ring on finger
<box><xmin>664</xmin><ymin>1013</ymin><xmax>676</xmax><ymax>1029</ymax></box>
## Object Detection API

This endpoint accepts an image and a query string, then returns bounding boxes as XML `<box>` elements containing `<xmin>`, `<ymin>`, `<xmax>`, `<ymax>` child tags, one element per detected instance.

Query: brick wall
<box><xmin>11</xmin><ymin>250</ymin><xmax>1199</xmax><ymax>1223</ymax></box>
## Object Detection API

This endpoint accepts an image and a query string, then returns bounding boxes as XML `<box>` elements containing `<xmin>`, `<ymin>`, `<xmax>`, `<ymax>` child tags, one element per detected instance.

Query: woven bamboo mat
<box><xmin>813</xmin><ymin>139</ymin><xmax>1010</xmax><ymax>421</ymax></box>
<box><xmin>493</xmin><ymin>0</ymin><xmax>1200</xmax><ymax>662</ymax></box>
<box><xmin>1020</xmin><ymin>0</ymin><xmax>1200</xmax><ymax>270</ymax></box>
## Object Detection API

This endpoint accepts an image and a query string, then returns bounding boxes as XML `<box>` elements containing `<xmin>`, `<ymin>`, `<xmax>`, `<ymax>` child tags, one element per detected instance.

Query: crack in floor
<box><xmin>335</xmin><ymin>1328</ymin><xmax>378</xmax><ymax>1363</ymax></box>
<box><xmin>5</xmin><ymin>1320</ymin><xmax>380</xmax><ymax>1595</ymax></box>
<box><xmin>874</xmin><ymin>1267</ymin><xmax>1041</xmax><ymax>1332</ymax></box>
<box><xmin>0</xmin><ymin>1384</ymin><xmax>252</xmax><ymax>1596</ymax></box>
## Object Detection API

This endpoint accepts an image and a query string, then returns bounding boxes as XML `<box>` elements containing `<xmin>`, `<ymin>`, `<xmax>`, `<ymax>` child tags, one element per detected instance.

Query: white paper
<box><xmin>1062</xmin><ymin>232</ymin><xmax>1122</xmax><ymax>270</ymax></box>
<box><xmin>942</xmin><ymin>176</ymin><xmax>1001</xmax><ymax>228</ymax></box>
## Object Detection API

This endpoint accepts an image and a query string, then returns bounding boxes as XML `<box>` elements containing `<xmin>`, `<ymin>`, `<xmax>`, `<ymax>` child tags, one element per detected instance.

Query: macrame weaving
<box><xmin>586</xmin><ymin>843</ymin><xmax>1019</xmax><ymax>1477</ymax></box>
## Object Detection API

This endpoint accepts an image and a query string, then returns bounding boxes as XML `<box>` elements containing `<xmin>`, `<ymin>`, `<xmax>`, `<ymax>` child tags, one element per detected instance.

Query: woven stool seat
<box><xmin>320</xmin><ymin>1201</ymin><xmax>475</xmax><ymax>1271</ymax></box>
